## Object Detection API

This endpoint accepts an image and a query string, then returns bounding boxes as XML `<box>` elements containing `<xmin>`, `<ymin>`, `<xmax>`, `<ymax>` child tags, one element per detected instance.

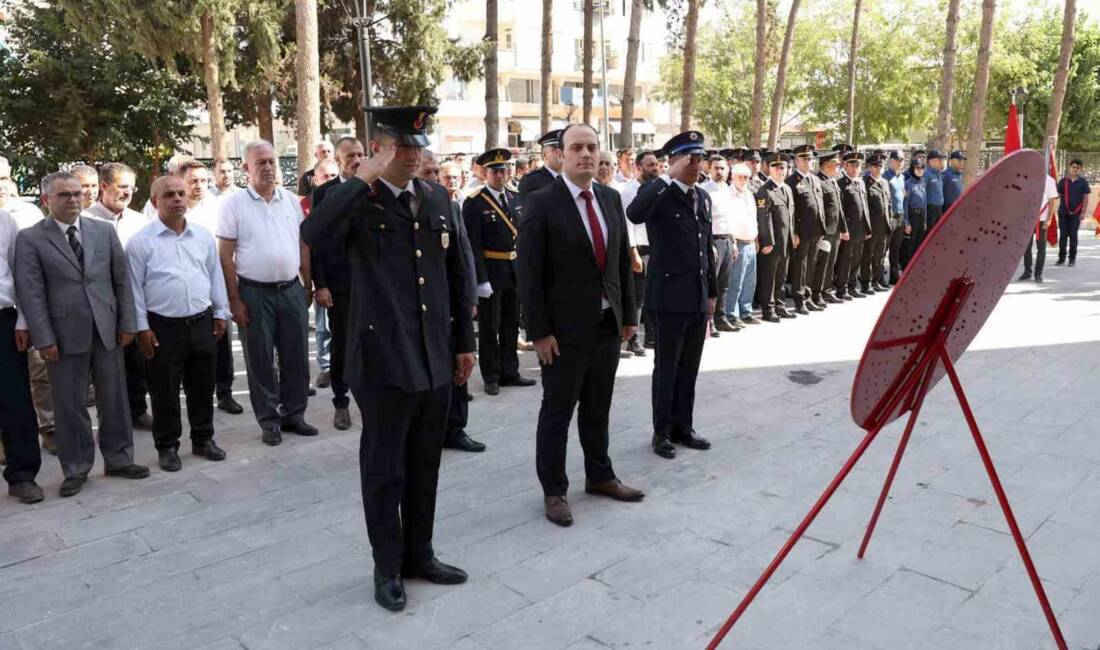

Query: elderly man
<box><xmin>596</xmin><ymin>150</ymin><xmax>616</xmax><ymax>187</ymax></box>
<box><xmin>210</xmin><ymin>158</ymin><xmax>238</xmax><ymax>198</ymax></box>
<box><xmin>15</xmin><ymin>172</ymin><xmax>149</xmax><ymax>497</ymax></box>
<box><xmin>71</xmin><ymin>165</ymin><xmax>99</xmax><ymax>210</ymax></box>
<box><xmin>83</xmin><ymin>162</ymin><xmax>153</xmax><ymax>429</ymax></box>
<box><xmin>129</xmin><ymin>176</ymin><xmax>230</xmax><ymax>471</ymax></box>
<box><xmin>0</xmin><ymin>157</ymin><xmax>45</xmax><ymax>227</ymax></box>
<box><xmin>298</xmin><ymin>140</ymin><xmax>335</xmax><ymax>196</ymax></box>
<box><xmin>417</xmin><ymin>149</ymin><xmax>441</xmax><ymax>185</ymax></box>
<box><xmin>218</xmin><ymin>141</ymin><xmax>317</xmax><ymax>445</ymax></box>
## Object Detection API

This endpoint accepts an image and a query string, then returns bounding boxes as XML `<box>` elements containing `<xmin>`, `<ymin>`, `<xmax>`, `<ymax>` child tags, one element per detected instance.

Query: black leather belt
<box><xmin>714</xmin><ymin>234</ymin><xmax>733</xmax><ymax>240</ymax></box>
<box><xmin>239</xmin><ymin>277</ymin><xmax>298</xmax><ymax>290</ymax></box>
<box><xmin>149</xmin><ymin>308</ymin><xmax>212</xmax><ymax>326</ymax></box>
<box><xmin>736</xmin><ymin>239</ymin><xmax>754</xmax><ymax>245</ymax></box>
<box><xmin>0</xmin><ymin>306</ymin><xmax>15</xmax><ymax>316</ymax></box>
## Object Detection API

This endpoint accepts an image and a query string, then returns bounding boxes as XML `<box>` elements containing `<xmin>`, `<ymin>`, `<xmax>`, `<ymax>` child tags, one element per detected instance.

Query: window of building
<box><xmin>507</xmin><ymin>78</ymin><xmax>541</xmax><ymax>104</ymax></box>
<box><xmin>502</xmin><ymin>28</ymin><xmax>513</xmax><ymax>50</ymax></box>
<box><xmin>444</xmin><ymin>78</ymin><xmax>468</xmax><ymax>101</ymax></box>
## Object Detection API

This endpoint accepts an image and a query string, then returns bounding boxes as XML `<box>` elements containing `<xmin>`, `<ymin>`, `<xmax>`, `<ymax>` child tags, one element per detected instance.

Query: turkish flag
<box><xmin>1004</xmin><ymin>102</ymin><xmax>1022</xmax><ymax>153</ymax></box>
<box><xmin>1045</xmin><ymin>149</ymin><xmax>1059</xmax><ymax>245</ymax></box>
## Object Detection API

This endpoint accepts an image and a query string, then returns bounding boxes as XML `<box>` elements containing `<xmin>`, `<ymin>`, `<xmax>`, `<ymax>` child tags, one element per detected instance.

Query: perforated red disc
<box><xmin>850</xmin><ymin>150</ymin><xmax>1046</xmax><ymax>430</ymax></box>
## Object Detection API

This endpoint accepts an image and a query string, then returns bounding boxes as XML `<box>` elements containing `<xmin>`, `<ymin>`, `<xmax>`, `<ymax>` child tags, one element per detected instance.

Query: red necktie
<box><xmin>579</xmin><ymin>189</ymin><xmax>606</xmax><ymax>272</ymax></box>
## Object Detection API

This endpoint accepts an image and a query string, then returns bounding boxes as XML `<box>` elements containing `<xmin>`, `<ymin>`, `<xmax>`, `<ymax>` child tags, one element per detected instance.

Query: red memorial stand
<box><xmin>707</xmin><ymin>150</ymin><xmax>1068</xmax><ymax>650</ymax></box>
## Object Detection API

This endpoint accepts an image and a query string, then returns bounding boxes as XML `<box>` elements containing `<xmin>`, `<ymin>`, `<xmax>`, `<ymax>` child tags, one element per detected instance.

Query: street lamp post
<box><xmin>352</xmin><ymin>0</ymin><xmax>374</xmax><ymax>133</ymax></box>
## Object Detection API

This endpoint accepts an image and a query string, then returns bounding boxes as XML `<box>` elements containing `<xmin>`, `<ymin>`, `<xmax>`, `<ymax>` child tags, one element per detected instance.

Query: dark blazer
<box><xmin>309</xmin><ymin>177</ymin><xmax>352</xmax><ymax>295</ymax></box>
<box><xmin>785</xmin><ymin>169</ymin><xmax>827</xmax><ymax>239</ymax></box>
<box><xmin>755</xmin><ymin>179</ymin><xmax>795</xmax><ymax>257</ymax></box>
<box><xmin>838</xmin><ymin>173</ymin><xmax>872</xmax><ymax>237</ymax></box>
<box><xmin>301</xmin><ymin>177</ymin><xmax>475</xmax><ymax>393</ymax></box>
<box><xmin>817</xmin><ymin>171</ymin><xmax>848</xmax><ymax>236</ymax></box>
<box><xmin>517</xmin><ymin>176</ymin><xmax>636</xmax><ymax>345</ymax></box>
<box><xmin>462</xmin><ymin>185</ymin><xmax>519</xmax><ymax>292</ymax></box>
<box><xmin>863</xmin><ymin>174</ymin><xmax>893</xmax><ymax>231</ymax></box>
<box><xmin>517</xmin><ymin>167</ymin><xmax>556</xmax><ymax>196</ymax></box>
<box><xmin>627</xmin><ymin>177</ymin><xmax>718</xmax><ymax>314</ymax></box>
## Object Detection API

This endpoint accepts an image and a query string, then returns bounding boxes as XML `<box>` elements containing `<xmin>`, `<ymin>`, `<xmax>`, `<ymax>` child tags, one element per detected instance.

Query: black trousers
<box><xmin>477</xmin><ymin>286</ymin><xmax>520</xmax><ymax>384</ymax></box>
<box><xmin>147</xmin><ymin>311</ymin><xmax>216</xmax><ymax>451</ymax></box>
<box><xmin>926</xmin><ymin>203</ymin><xmax>944</xmax><ymax>231</ymax></box>
<box><xmin>0</xmin><ymin>308</ymin><xmax>41</xmax><ymax>485</ymax></box>
<box><xmin>714</xmin><ymin>238</ymin><xmax>735</xmax><ymax>316</ymax></box>
<box><xmin>535</xmin><ymin>311</ymin><xmax>619</xmax><ymax>496</ymax></box>
<box><xmin>901</xmin><ymin>207</ymin><xmax>927</xmax><ymax>269</ymax></box>
<box><xmin>353</xmin><ymin>383</ymin><xmax>450</xmax><ymax>576</ymax></box>
<box><xmin>124</xmin><ymin>340</ymin><xmax>148</xmax><ymax>418</ymax></box>
<box><xmin>329</xmin><ymin>291</ymin><xmax>351</xmax><ymax>409</ymax></box>
<box><xmin>809</xmin><ymin>232</ymin><xmax>840</xmax><ymax>298</ymax></box>
<box><xmin>861</xmin><ymin>220</ymin><xmax>890</xmax><ymax>287</ymax></box>
<box><xmin>756</xmin><ymin>249</ymin><xmax>789</xmax><ymax>314</ymax></box>
<box><xmin>215</xmin><ymin>323</ymin><xmax>234</xmax><ymax>399</ymax></box>
<box><xmin>835</xmin><ymin>235</ymin><xmax>864</xmax><ymax>294</ymax></box>
<box><xmin>651</xmin><ymin>310</ymin><xmax>707</xmax><ymax>438</ymax></box>
<box><xmin>1024</xmin><ymin>228</ymin><xmax>1047</xmax><ymax>276</ymax></box>
<box><xmin>444</xmin><ymin>381</ymin><xmax>469</xmax><ymax>442</ymax></box>
<box><xmin>1058</xmin><ymin>214</ymin><xmax>1081</xmax><ymax>262</ymax></box>
<box><xmin>636</xmin><ymin>246</ymin><xmax>653</xmax><ymax>344</ymax></box>
<box><xmin>888</xmin><ymin>217</ymin><xmax>906</xmax><ymax>284</ymax></box>
<box><xmin>789</xmin><ymin>235</ymin><xmax>821</xmax><ymax>304</ymax></box>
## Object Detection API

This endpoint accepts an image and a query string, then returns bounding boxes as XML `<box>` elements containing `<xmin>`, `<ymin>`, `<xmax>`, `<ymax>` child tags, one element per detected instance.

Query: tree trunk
<box><xmin>844</xmin><ymin>0</ymin><xmax>862</xmax><ymax>144</ymax></box>
<box><xmin>201</xmin><ymin>9</ymin><xmax>228</xmax><ymax>160</ymax></box>
<box><xmin>963</xmin><ymin>0</ymin><xmax>996</xmax><ymax>184</ymax></box>
<box><xmin>931</xmin><ymin>0</ymin><xmax>961</xmax><ymax>150</ymax></box>
<box><xmin>1044</xmin><ymin>0</ymin><xmax>1077</xmax><ymax>147</ymax></box>
<box><xmin>679</xmin><ymin>0</ymin><xmax>701</xmax><ymax>131</ymax></box>
<box><xmin>484</xmin><ymin>0</ymin><xmax>499</xmax><ymax>149</ymax></box>
<box><xmin>257</xmin><ymin>87</ymin><xmax>275</xmax><ymax>146</ymax></box>
<box><xmin>619</xmin><ymin>0</ymin><xmax>644</xmax><ymax>148</ymax></box>
<box><xmin>749</xmin><ymin>0</ymin><xmax>768</xmax><ymax>147</ymax></box>
<box><xmin>582</xmin><ymin>0</ymin><xmax>594</xmax><ymax>125</ymax></box>
<box><xmin>767</xmin><ymin>0</ymin><xmax>800</xmax><ymax>149</ymax></box>
<box><xmin>539</xmin><ymin>0</ymin><xmax>553</xmax><ymax>134</ymax></box>
<box><xmin>295</xmin><ymin>0</ymin><xmax>321</xmax><ymax>178</ymax></box>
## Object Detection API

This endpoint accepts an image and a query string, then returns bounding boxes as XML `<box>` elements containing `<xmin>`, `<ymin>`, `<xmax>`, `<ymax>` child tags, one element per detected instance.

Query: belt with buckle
<box><xmin>149</xmin><ymin>308</ymin><xmax>212</xmax><ymax>326</ymax></box>
<box><xmin>239</xmin><ymin>277</ymin><xmax>299</xmax><ymax>290</ymax></box>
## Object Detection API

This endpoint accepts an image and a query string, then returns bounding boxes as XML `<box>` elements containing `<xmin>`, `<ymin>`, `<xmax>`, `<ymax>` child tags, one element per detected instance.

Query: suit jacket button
<box><xmin>414</xmin><ymin>222</ymin><xmax>420</xmax><ymax>230</ymax></box>
<box><xmin>421</xmin><ymin>304</ymin><xmax>427</xmax><ymax>312</ymax></box>
<box><xmin>418</xmin><ymin>277</ymin><xmax>425</xmax><ymax>285</ymax></box>
<box><xmin>415</xmin><ymin>250</ymin><xmax>422</xmax><ymax>258</ymax></box>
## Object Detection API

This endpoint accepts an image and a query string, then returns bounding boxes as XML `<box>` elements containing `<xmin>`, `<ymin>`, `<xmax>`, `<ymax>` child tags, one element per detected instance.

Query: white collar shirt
<box><xmin>562</xmin><ymin>174</ymin><xmax>610</xmax><ymax>309</ymax></box>
<box><xmin>701</xmin><ymin>179</ymin><xmax>733</xmax><ymax>235</ymax></box>
<box><xmin>728</xmin><ymin>183</ymin><xmax>759</xmax><ymax>241</ymax></box>
<box><xmin>126</xmin><ymin>217</ymin><xmax>231</xmax><ymax>330</ymax></box>
<box><xmin>52</xmin><ymin>214</ymin><xmax>82</xmax><ymax>245</ymax></box>
<box><xmin>216</xmin><ymin>185</ymin><xmax>304</xmax><ymax>283</ymax></box>
<box><xmin>4</xmin><ymin>199</ymin><xmax>44</xmax><ymax>230</ymax></box>
<box><xmin>378</xmin><ymin>177</ymin><xmax>420</xmax><ymax>215</ymax></box>
<box><xmin>186</xmin><ymin>194</ymin><xmax>222</xmax><ymax>235</ymax></box>
<box><xmin>84</xmin><ymin>202</ymin><xmax>149</xmax><ymax>247</ymax></box>
<box><xmin>0</xmin><ymin>210</ymin><xmax>26</xmax><ymax>329</ymax></box>
<box><xmin>617</xmin><ymin>177</ymin><xmax>646</xmax><ymax>247</ymax></box>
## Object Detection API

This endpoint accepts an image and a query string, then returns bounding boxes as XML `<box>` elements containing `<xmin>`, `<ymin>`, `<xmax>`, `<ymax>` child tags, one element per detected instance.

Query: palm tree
<box><xmin>619</xmin><ymin>0</ymin><xmax>645</xmax><ymax>148</ymax></box>
<box><xmin>484</xmin><ymin>0</ymin><xmax>499</xmax><ymax>149</ymax></box>
<box><xmin>679</xmin><ymin>0</ymin><xmax>701</xmax><ymax>131</ymax></box>
<box><xmin>843</xmin><ymin>0</ymin><xmax>863</xmax><ymax>144</ymax></box>
<box><xmin>767</xmin><ymin>0</ymin><xmax>800</xmax><ymax>149</ymax></box>
<box><xmin>540</xmin><ymin>0</ymin><xmax>553</xmax><ymax>134</ymax></box>
<box><xmin>582</xmin><ymin>0</ymin><xmax>594</xmax><ymax>125</ymax></box>
<box><xmin>749</xmin><ymin>0</ymin><xmax>768</xmax><ymax>147</ymax></box>
<box><xmin>932</xmin><ymin>0</ymin><xmax>961</xmax><ymax>150</ymax></box>
<box><xmin>294</xmin><ymin>0</ymin><xmax>321</xmax><ymax>175</ymax></box>
<box><xmin>963</xmin><ymin>0</ymin><xmax>996</xmax><ymax>183</ymax></box>
<box><xmin>1045</xmin><ymin>0</ymin><xmax>1077</xmax><ymax>146</ymax></box>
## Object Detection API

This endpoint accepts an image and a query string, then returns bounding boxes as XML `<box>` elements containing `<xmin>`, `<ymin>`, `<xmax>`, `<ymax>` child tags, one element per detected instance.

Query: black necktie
<box><xmin>66</xmin><ymin>225</ymin><xmax>84</xmax><ymax>267</ymax></box>
<box><xmin>398</xmin><ymin>190</ymin><xmax>414</xmax><ymax>214</ymax></box>
<box><xmin>687</xmin><ymin>188</ymin><xmax>698</xmax><ymax>218</ymax></box>
<box><xmin>499</xmin><ymin>191</ymin><xmax>508</xmax><ymax>212</ymax></box>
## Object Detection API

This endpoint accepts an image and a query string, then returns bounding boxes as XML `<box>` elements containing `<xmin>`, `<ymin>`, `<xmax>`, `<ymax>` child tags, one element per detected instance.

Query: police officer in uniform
<box><xmin>785</xmin><ymin>144</ymin><xmax>827</xmax><ymax>314</ymax></box>
<box><xmin>627</xmin><ymin>131</ymin><xmax>716</xmax><ymax>460</ymax></box>
<box><xmin>809</xmin><ymin>150</ymin><xmax>847</xmax><ymax>306</ymax></box>
<box><xmin>301</xmin><ymin>106</ymin><xmax>476</xmax><ymax>612</ymax></box>
<box><xmin>942</xmin><ymin>150</ymin><xmax>966</xmax><ymax>213</ymax></box>
<box><xmin>463</xmin><ymin>148</ymin><xmax>535</xmax><ymax>395</ymax></box>
<box><xmin>755</xmin><ymin>152</ymin><xmax>796</xmax><ymax>322</ymax></box>
<box><xmin>518</xmin><ymin>130</ymin><xmax>564</xmax><ymax>197</ymax></box>
<box><xmin>834</xmin><ymin>151</ymin><xmax>872</xmax><ymax>299</ymax></box>
<box><xmin>861</xmin><ymin>153</ymin><xmax>892</xmax><ymax>292</ymax></box>
<box><xmin>750</xmin><ymin>149</ymin><xmax>769</xmax><ymax>189</ymax></box>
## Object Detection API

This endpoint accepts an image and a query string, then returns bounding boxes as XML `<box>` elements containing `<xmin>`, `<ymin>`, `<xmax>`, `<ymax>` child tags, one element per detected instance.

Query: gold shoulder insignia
<box><xmin>757</xmin><ymin>198</ymin><xmax>767</xmax><ymax>208</ymax></box>
<box><xmin>465</xmin><ymin>186</ymin><xmax>483</xmax><ymax>198</ymax></box>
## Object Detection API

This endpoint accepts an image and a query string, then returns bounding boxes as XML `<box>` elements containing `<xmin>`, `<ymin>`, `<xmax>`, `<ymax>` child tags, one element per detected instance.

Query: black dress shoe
<box><xmin>464</xmin><ymin>392</ymin><xmax>473</xmax><ymax>402</ymax></box>
<box><xmin>805</xmin><ymin>301</ymin><xmax>823</xmax><ymax>312</ymax></box>
<box><xmin>316</xmin><ymin>370</ymin><xmax>331</xmax><ymax>388</ymax></box>
<box><xmin>217</xmin><ymin>396</ymin><xmax>244</xmax><ymax>414</ymax></box>
<box><xmin>443</xmin><ymin>432</ymin><xmax>487</xmax><ymax>452</ymax></box>
<box><xmin>59</xmin><ymin>476</ymin><xmax>86</xmax><ymax>497</ymax></box>
<box><xmin>499</xmin><ymin>375</ymin><xmax>536</xmax><ymax>387</ymax></box>
<box><xmin>1055</xmin><ymin>259</ymin><xmax>1065</xmax><ymax>266</ymax></box>
<box><xmin>627</xmin><ymin>337</ymin><xmax>647</xmax><ymax>356</ymax></box>
<box><xmin>794</xmin><ymin>304</ymin><xmax>810</xmax><ymax>315</ymax></box>
<box><xmin>840</xmin><ymin>292</ymin><xmax>854</xmax><ymax>301</ymax></box>
<box><xmin>9</xmin><ymin>481</ymin><xmax>44</xmax><ymax>504</ymax></box>
<box><xmin>158</xmin><ymin>449</ymin><xmax>182</xmax><ymax>472</ymax></box>
<box><xmin>643</xmin><ymin>337</ymin><xmax>656</xmax><ymax>349</ymax></box>
<box><xmin>1069</xmin><ymin>260</ymin><xmax>1076</xmax><ymax>267</ymax></box>
<box><xmin>715</xmin><ymin>316</ymin><xmax>738</xmax><ymax>332</ymax></box>
<box><xmin>193</xmin><ymin>440</ymin><xmax>227</xmax><ymax>461</ymax></box>
<box><xmin>373</xmin><ymin>574</ymin><xmax>407</xmax><ymax>611</ymax></box>
<box><xmin>825</xmin><ymin>293</ymin><xmax>844</xmax><ymax>304</ymax></box>
<box><xmin>1018</xmin><ymin>272</ymin><xmax>1032</xmax><ymax>281</ymax></box>
<box><xmin>333</xmin><ymin>408</ymin><xmax>352</xmax><ymax>431</ymax></box>
<box><xmin>709</xmin><ymin>326</ymin><xmax>720</xmax><ymax>338</ymax></box>
<box><xmin>849</xmin><ymin>287</ymin><xmax>866</xmax><ymax>298</ymax></box>
<box><xmin>1035</xmin><ymin>275</ymin><xmax>1044</xmax><ymax>283</ymax></box>
<box><xmin>281</xmin><ymin>420</ymin><xmax>319</xmax><ymax>436</ymax></box>
<box><xmin>402</xmin><ymin>557</ymin><xmax>468</xmax><ymax>585</ymax></box>
<box><xmin>105</xmin><ymin>464</ymin><xmax>150</xmax><ymax>479</ymax></box>
<box><xmin>873</xmin><ymin>282</ymin><xmax>890</xmax><ymax>292</ymax></box>
<box><xmin>262</xmin><ymin>426</ymin><xmax>282</xmax><ymax>446</ymax></box>
<box><xmin>861</xmin><ymin>284</ymin><xmax>876</xmax><ymax>295</ymax></box>
<box><xmin>132</xmin><ymin>412</ymin><xmax>153</xmax><ymax>429</ymax></box>
<box><xmin>776</xmin><ymin>308</ymin><xmax>796</xmax><ymax>319</ymax></box>
<box><xmin>670</xmin><ymin>429</ymin><xmax>712</xmax><ymax>450</ymax></box>
<box><xmin>652</xmin><ymin>434</ymin><xmax>676</xmax><ymax>459</ymax></box>
<box><xmin>762</xmin><ymin>313</ymin><xmax>781</xmax><ymax>323</ymax></box>
<box><xmin>484</xmin><ymin>382</ymin><xmax>500</xmax><ymax>396</ymax></box>
<box><xmin>307</xmin><ymin>387</ymin><xmax>317</xmax><ymax>397</ymax></box>
<box><xmin>741</xmin><ymin>315</ymin><xmax>761</xmax><ymax>325</ymax></box>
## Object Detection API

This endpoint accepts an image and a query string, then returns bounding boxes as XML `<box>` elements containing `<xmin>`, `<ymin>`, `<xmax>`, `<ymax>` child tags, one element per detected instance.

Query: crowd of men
<box><xmin>0</xmin><ymin>108</ymin><xmax>1091</xmax><ymax>612</ymax></box>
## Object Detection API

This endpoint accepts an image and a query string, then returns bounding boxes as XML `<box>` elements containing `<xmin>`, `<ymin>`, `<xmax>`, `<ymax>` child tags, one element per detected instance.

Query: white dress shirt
<box><xmin>186</xmin><ymin>194</ymin><xmax>222</xmax><ymax>235</ymax></box>
<box><xmin>617</xmin><ymin>178</ymin><xmax>646</xmax><ymax>247</ymax></box>
<box><xmin>729</xmin><ymin>183</ymin><xmax>759</xmax><ymax>241</ymax></box>
<box><xmin>53</xmin><ymin>215</ymin><xmax>82</xmax><ymax>246</ymax></box>
<box><xmin>127</xmin><ymin>217</ymin><xmax>230</xmax><ymax>331</ymax></box>
<box><xmin>83</xmin><ymin>202</ymin><xmax>150</xmax><ymax>247</ymax></box>
<box><xmin>562</xmin><ymin>174</ymin><xmax>610</xmax><ymax>309</ymax></box>
<box><xmin>216</xmin><ymin>186</ymin><xmax>304</xmax><ymax>283</ymax></box>
<box><xmin>209</xmin><ymin>184</ymin><xmax>238</xmax><ymax>199</ymax></box>
<box><xmin>701</xmin><ymin>179</ymin><xmax>733</xmax><ymax>236</ymax></box>
<box><xmin>4</xmin><ymin>199</ymin><xmax>44</xmax><ymax>230</ymax></box>
<box><xmin>0</xmin><ymin>209</ymin><xmax>27</xmax><ymax>329</ymax></box>
<box><xmin>378</xmin><ymin>177</ymin><xmax>420</xmax><ymax>215</ymax></box>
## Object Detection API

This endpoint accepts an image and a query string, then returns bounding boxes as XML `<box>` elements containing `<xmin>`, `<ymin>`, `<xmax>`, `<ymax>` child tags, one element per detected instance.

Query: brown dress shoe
<box><xmin>544</xmin><ymin>495</ymin><xmax>573</xmax><ymax>527</ymax></box>
<box><xmin>584</xmin><ymin>479</ymin><xmax>645</xmax><ymax>502</ymax></box>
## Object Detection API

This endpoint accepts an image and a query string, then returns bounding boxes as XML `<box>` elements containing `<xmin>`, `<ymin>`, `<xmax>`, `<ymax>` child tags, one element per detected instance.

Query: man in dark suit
<box><xmin>627</xmin><ymin>131</ymin><xmax>717</xmax><ymax>460</ymax></box>
<box><xmin>517</xmin><ymin>123</ymin><xmax>644</xmax><ymax>528</ymax></box>
<box><xmin>755</xmin><ymin>153</ymin><xmax>797</xmax><ymax>323</ymax></box>
<box><xmin>517</xmin><ymin>130</ymin><xmax>563</xmax><ymax>199</ymax></box>
<box><xmin>785</xmin><ymin>144</ymin><xmax>827</xmax><ymax>315</ymax></box>
<box><xmin>15</xmin><ymin>172</ymin><xmax>150</xmax><ymax>497</ymax></box>
<box><xmin>809</xmin><ymin>151</ymin><xmax>848</xmax><ymax>307</ymax></box>
<box><xmin>310</xmin><ymin>136</ymin><xmax>365</xmax><ymax>431</ymax></box>
<box><xmin>301</xmin><ymin>106</ymin><xmax>476</xmax><ymax>612</ymax></box>
<box><xmin>463</xmin><ymin>148</ymin><xmax>534</xmax><ymax>395</ymax></box>
<box><xmin>861</xmin><ymin>154</ymin><xmax>892</xmax><ymax>293</ymax></box>
<box><xmin>835</xmin><ymin>151</ymin><xmax>872</xmax><ymax>299</ymax></box>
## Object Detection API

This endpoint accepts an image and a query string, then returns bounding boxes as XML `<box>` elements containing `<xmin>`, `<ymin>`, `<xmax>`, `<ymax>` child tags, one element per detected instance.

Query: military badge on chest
<box><xmin>441</xmin><ymin>232</ymin><xmax>450</xmax><ymax>249</ymax></box>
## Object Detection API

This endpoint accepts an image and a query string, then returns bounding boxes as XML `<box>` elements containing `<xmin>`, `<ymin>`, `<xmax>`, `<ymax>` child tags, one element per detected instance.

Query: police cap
<box><xmin>843</xmin><ymin>151</ymin><xmax>866</xmax><ymax>163</ymax></box>
<box><xmin>719</xmin><ymin>148</ymin><xmax>739</xmax><ymax>160</ymax></box>
<box><xmin>926</xmin><ymin>149</ymin><xmax>945</xmax><ymax>160</ymax></box>
<box><xmin>949</xmin><ymin>150</ymin><xmax>967</xmax><ymax>161</ymax></box>
<box><xmin>367</xmin><ymin>105</ymin><xmax>436</xmax><ymax>146</ymax></box>
<box><xmin>538</xmin><ymin>129</ymin><xmax>563</xmax><ymax>148</ymax></box>
<box><xmin>476</xmin><ymin>148</ymin><xmax>512</xmax><ymax>169</ymax></box>
<box><xmin>663</xmin><ymin>131</ymin><xmax>707</xmax><ymax>157</ymax></box>
<box><xmin>793</xmin><ymin>144</ymin><xmax>816</xmax><ymax>157</ymax></box>
<box><xmin>817</xmin><ymin>151</ymin><xmax>840</xmax><ymax>165</ymax></box>
<box><xmin>765</xmin><ymin>152</ymin><xmax>791</xmax><ymax>167</ymax></box>
<box><xmin>867</xmin><ymin>153</ymin><xmax>886</xmax><ymax>166</ymax></box>
<box><xmin>743</xmin><ymin>148</ymin><xmax>762</xmax><ymax>162</ymax></box>
<box><xmin>832</xmin><ymin>143</ymin><xmax>854</xmax><ymax>154</ymax></box>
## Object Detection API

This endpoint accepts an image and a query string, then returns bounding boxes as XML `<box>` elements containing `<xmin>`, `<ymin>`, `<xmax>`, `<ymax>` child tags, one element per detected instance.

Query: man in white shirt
<box><xmin>613</xmin><ymin>148</ymin><xmax>635</xmax><ymax>185</ymax></box>
<box><xmin>1020</xmin><ymin>173</ymin><xmax>1060</xmax><ymax>283</ymax></box>
<box><xmin>83</xmin><ymin>162</ymin><xmax>153</xmax><ymax>429</ymax></box>
<box><xmin>128</xmin><ymin>176</ymin><xmax>231</xmax><ymax>472</ymax></box>
<box><xmin>0</xmin><ymin>208</ymin><xmax>44</xmax><ymax>503</ymax></box>
<box><xmin>218</xmin><ymin>140</ymin><xmax>317</xmax><ymax>445</ymax></box>
<box><xmin>0</xmin><ymin>156</ymin><xmax>45</xmax><ymax>228</ymax></box>
<box><xmin>618</xmin><ymin>149</ymin><xmax>660</xmax><ymax>351</ymax></box>
<box><xmin>724</xmin><ymin>163</ymin><xmax>760</xmax><ymax>327</ymax></box>
<box><xmin>210</xmin><ymin>158</ymin><xmax>238</xmax><ymax>198</ymax></box>
<box><xmin>701</xmin><ymin>156</ymin><xmax>740</xmax><ymax>333</ymax></box>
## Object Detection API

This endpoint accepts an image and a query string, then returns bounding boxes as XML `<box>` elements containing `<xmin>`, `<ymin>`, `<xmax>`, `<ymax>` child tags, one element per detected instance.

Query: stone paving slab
<box><xmin>1</xmin><ymin>236</ymin><xmax>1100</xmax><ymax>649</ymax></box>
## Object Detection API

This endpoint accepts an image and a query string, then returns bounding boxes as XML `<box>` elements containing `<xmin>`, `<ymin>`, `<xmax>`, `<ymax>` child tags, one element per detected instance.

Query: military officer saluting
<box><xmin>785</xmin><ymin>144</ymin><xmax>827</xmax><ymax>315</ymax></box>
<box><xmin>809</xmin><ymin>150</ymin><xmax>848</xmax><ymax>307</ymax></box>
<box><xmin>300</xmin><ymin>106</ymin><xmax>476</xmax><ymax>612</ymax></box>
<box><xmin>755</xmin><ymin>152</ymin><xmax>797</xmax><ymax>322</ymax></box>
<box><xmin>463</xmin><ymin>148</ymin><xmax>535</xmax><ymax>395</ymax></box>
<box><xmin>834</xmin><ymin>150</ymin><xmax>872</xmax><ymax>299</ymax></box>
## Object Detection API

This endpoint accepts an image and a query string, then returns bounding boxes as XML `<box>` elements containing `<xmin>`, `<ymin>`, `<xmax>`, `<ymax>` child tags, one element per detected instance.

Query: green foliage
<box><xmin>0</xmin><ymin>2</ymin><xmax>202</xmax><ymax>197</ymax></box>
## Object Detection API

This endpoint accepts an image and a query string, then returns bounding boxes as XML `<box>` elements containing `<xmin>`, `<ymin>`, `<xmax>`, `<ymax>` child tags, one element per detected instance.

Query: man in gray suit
<box><xmin>15</xmin><ymin>172</ymin><xmax>149</xmax><ymax>497</ymax></box>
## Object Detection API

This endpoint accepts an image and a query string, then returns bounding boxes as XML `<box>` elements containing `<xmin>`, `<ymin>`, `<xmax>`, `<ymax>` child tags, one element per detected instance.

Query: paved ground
<box><xmin>2</xmin><ymin>235</ymin><xmax>1100</xmax><ymax>650</ymax></box>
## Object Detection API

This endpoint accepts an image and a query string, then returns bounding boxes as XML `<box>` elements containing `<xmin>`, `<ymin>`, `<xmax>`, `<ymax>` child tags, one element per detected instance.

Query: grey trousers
<box><xmin>47</xmin><ymin>330</ymin><xmax>135</xmax><ymax>478</ymax></box>
<box><xmin>238</xmin><ymin>280</ymin><xmax>310</xmax><ymax>430</ymax></box>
